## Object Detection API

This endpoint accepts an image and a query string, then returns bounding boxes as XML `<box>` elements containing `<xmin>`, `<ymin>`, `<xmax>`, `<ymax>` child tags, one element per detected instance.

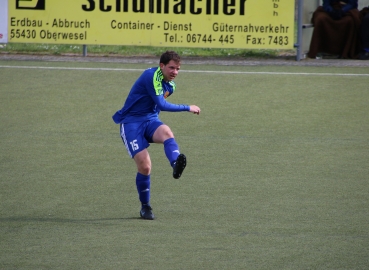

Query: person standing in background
<box><xmin>308</xmin><ymin>0</ymin><xmax>360</xmax><ymax>59</ymax></box>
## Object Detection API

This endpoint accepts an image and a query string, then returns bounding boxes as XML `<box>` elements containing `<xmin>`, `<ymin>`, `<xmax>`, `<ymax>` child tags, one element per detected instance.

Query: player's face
<box><xmin>160</xmin><ymin>60</ymin><xmax>180</xmax><ymax>81</ymax></box>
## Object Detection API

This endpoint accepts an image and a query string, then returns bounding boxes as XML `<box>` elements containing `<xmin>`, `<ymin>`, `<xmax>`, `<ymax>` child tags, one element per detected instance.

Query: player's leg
<box><xmin>151</xmin><ymin>124</ymin><xmax>187</xmax><ymax>179</ymax></box>
<box><xmin>120</xmin><ymin>122</ymin><xmax>154</xmax><ymax>220</ymax></box>
<box><xmin>152</xmin><ymin>124</ymin><xmax>178</xmax><ymax>165</ymax></box>
<box><xmin>133</xmin><ymin>150</ymin><xmax>155</xmax><ymax>220</ymax></box>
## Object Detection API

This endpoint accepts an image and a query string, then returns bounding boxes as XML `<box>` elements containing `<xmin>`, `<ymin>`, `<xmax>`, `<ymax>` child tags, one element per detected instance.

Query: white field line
<box><xmin>0</xmin><ymin>65</ymin><xmax>368</xmax><ymax>76</ymax></box>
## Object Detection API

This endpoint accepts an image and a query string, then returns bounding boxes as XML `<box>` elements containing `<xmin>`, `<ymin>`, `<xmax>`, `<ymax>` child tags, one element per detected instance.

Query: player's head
<box><xmin>160</xmin><ymin>50</ymin><xmax>181</xmax><ymax>65</ymax></box>
<box><xmin>160</xmin><ymin>51</ymin><xmax>181</xmax><ymax>82</ymax></box>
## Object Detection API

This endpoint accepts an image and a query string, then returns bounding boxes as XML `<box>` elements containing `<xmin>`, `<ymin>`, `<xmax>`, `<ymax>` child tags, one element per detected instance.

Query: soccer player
<box><xmin>112</xmin><ymin>51</ymin><xmax>201</xmax><ymax>220</ymax></box>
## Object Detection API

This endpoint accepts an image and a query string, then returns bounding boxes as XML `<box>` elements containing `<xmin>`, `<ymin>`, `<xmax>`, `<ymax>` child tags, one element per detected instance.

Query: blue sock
<box><xmin>164</xmin><ymin>138</ymin><xmax>180</xmax><ymax>167</ymax></box>
<box><xmin>364</xmin><ymin>48</ymin><xmax>369</xmax><ymax>53</ymax></box>
<box><xmin>136</xmin><ymin>173</ymin><xmax>150</xmax><ymax>205</ymax></box>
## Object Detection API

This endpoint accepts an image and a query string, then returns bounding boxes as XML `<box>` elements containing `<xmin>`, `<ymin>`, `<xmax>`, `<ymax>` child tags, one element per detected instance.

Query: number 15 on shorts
<box><xmin>130</xmin><ymin>140</ymin><xmax>139</xmax><ymax>151</ymax></box>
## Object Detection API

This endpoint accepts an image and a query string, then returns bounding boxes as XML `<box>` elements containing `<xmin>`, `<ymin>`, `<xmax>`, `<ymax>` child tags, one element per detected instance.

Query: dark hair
<box><xmin>159</xmin><ymin>50</ymin><xmax>181</xmax><ymax>65</ymax></box>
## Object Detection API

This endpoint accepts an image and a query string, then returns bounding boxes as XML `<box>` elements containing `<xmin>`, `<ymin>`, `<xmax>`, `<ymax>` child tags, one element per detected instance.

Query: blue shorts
<box><xmin>119</xmin><ymin>119</ymin><xmax>164</xmax><ymax>158</ymax></box>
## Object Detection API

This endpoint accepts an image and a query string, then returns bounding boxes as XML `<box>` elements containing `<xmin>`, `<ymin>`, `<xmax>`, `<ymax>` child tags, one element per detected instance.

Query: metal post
<box><xmin>83</xmin><ymin>45</ymin><xmax>87</xmax><ymax>57</ymax></box>
<box><xmin>295</xmin><ymin>0</ymin><xmax>303</xmax><ymax>61</ymax></box>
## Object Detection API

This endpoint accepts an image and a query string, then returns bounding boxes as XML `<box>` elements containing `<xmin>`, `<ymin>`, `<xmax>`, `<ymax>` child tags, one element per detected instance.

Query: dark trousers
<box><xmin>361</xmin><ymin>13</ymin><xmax>369</xmax><ymax>48</ymax></box>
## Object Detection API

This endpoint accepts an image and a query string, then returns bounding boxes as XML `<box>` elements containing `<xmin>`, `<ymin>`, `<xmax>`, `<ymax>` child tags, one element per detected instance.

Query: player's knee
<box><xmin>162</xmin><ymin>126</ymin><xmax>174</xmax><ymax>138</ymax></box>
<box><xmin>138</xmin><ymin>163</ymin><xmax>151</xmax><ymax>175</ymax></box>
<box><xmin>164</xmin><ymin>129</ymin><xmax>174</xmax><ymax>138</ymax></box>
<box><xmin>153</xmin><ymin>125</ymin><xmax>174</xmax><ymax>143</ymax></box>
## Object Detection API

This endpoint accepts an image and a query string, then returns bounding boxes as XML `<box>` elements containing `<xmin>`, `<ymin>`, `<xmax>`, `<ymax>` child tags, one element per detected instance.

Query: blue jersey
<box><xmin>112</xmin><ymin>67</ymin><xmax>190</xmax><ymax>124</ymax></box>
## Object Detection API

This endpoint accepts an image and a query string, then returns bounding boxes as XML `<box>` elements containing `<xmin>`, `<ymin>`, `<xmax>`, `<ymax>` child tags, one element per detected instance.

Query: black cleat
<box><xmin>140</xmin><ymin>204</ymin><xmax>155</xmax><ymax>220</ymax></box>
<box><xmin>173</xmin><ymin>154</ymin><xmax>187</xmax><ymax>179</ymax></box>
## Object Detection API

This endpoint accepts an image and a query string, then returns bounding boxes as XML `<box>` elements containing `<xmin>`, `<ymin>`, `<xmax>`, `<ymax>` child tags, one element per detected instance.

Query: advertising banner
<box><xmin>8</xmin><ymin>0</ymin><xmax>295</xmax><ymax>49</ymax></box>
<box><xmin>0</xmin><ymin>0</ymin><xmax>8</xmax><ymax>43</ymax></box>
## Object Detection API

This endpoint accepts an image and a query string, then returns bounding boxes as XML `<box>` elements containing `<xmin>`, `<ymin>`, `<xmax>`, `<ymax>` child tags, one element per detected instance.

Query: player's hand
<box><xmin>189</xmin><ymin>105</ymin><xmax>201</xmax><ymax>115</ymax></box>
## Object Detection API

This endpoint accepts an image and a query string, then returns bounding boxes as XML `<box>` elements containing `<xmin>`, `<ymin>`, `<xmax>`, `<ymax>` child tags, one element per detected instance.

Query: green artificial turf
<box><xmin>1</xmin><ymin>61</ymin><xmax>368</xmax><ymax>269</ymax></box>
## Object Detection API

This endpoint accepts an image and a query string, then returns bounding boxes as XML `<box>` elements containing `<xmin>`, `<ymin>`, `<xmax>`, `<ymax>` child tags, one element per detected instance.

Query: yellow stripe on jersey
<box><xmin>153</xmin><ymin>67</ymin><xmax>164</xmax><ymax>96</ymax></box>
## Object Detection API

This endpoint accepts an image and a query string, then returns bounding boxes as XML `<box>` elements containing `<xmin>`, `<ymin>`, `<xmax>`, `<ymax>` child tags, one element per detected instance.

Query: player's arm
<box><xmin>153</xmin><ymin>95</ymin><xmax>200</xmax><ymax>114</ymax></box>
<box><xmin>152</xmin><ymin>94</ymin><xmax>190</xmax><ymax>112</ymax></box>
